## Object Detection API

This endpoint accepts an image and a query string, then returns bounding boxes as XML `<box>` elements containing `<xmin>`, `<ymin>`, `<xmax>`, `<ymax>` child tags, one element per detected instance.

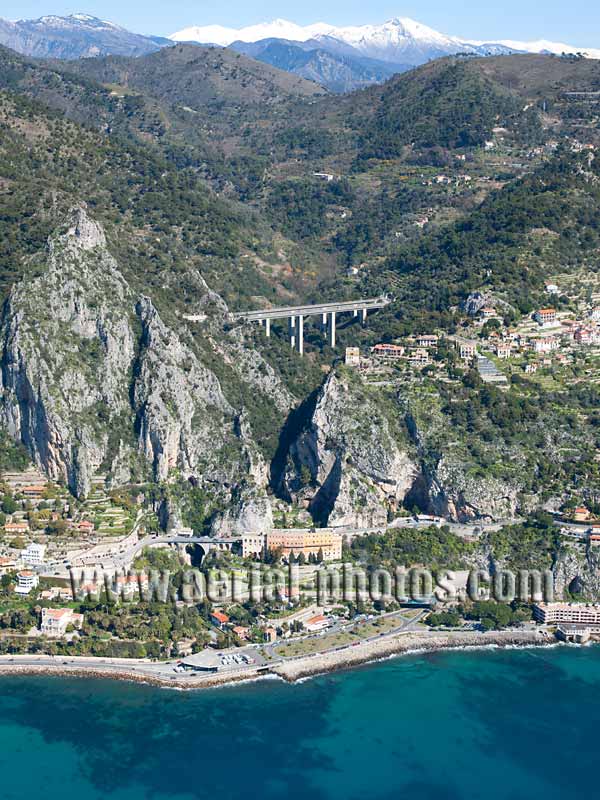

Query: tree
<box><xmin>9</xmin><ymin>537</ymin><xmax>25</xmax><ymax>550</ymax></box>
<box><xmin>317</xmin><ymin>548</ymin><xmax>324</xmax><ymax>564</ymax></box>
<box><xmin>297</xmin><ymin>551</ymin><xmax>306</xmax><ymax>566</ymax></box>
<box><xmin>1</xmin><ymin>496</ymin><xmax>17</xmax><ymax>515</ymax></box>
<box><xmin>300</xmin><ymin>465</ymin><xmax>312</xmax><ymax>487</ymax></box>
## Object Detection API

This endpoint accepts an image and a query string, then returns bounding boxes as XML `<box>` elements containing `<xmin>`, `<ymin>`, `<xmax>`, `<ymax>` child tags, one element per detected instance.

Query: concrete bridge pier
<box><xmin>265</xmin><ymin>318</ymin><xmax>271</xmax><ymax>337</ymax></box>
<box><xmin>289</xmin><ymin>316</ymin><xmax>296</xmax><ymax>349</ymax></box>
<box><xmin>297</xmin><ymin>315</ymin><xmax>304</xmax><ymax>355</ymax></box>
<box><xmin>328</xmin><ymin>312</ymin><xmax>336</xmax><ymax>348</ymax></box>
<box><xmin>361</xmin><ymin>308</ymin><xmax>367</xmax><ymax>325</ymax></box>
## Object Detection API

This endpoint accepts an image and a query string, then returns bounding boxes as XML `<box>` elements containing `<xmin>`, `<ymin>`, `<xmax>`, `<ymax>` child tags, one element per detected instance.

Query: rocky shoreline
<box><xmin>270</xmin><ymin>629</ymin><xmax>554</xmax><ymax>682</ymax></box>
<box><xmin>0</xmin><ymin>629</ymin><xmax>557</xmax><ymax>690</ymax></box>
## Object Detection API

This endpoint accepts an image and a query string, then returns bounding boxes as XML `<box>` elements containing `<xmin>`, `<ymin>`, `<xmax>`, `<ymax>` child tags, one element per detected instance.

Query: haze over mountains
<box><xmin>0</xmin><ymin>13</ymin><xmax>599</xmax><ymax>92</ymax></box>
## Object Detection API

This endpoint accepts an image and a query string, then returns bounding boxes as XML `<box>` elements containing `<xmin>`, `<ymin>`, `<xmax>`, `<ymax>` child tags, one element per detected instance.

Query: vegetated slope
<box><xmin>0</xmin><ymin>84</ymin><xmax>283</xmax><ymax>312</ymax></box>
<box><xmin>230</xmin><ymin>39</ymin><xmax>403</xmax><ymax>93</ymax></box>
<box><xmin>58</xmin><ymin>42</ymin><xmax>325</xmax><ymax>120</ymax></box>
<box><xmin>290</xmin><ymin>54</ymin><xmax>600</xmax><ymax>163</ymax></box>
<box><xmin>2</xmin><ymin>46</ymin><xmax>600</xmax><ymax>532</ymax></box>
<box><xmin>336</xmin><ymin>53</ymin><xmax>599</xmax><ymax>160</ymax></box>
<box><xmin>355</xmin><ymin>58</ymin><xmax>543</xmax><ymax>157</ymax></box>
<box><xmin>0</xmin><ymin>43</ymin><xmax>327</xmax><ymax>193</ymax></box>
<box><xmin>51</xmin><ymin>44</ymin><xmax>333</xmax><ymax>200</ymax></box>
<box><xmin>474</xmin><ymin>53</ymin><xmax>600</xmax><ymax>97</ymax></box>
<box><xmin>358</xmin><ymin>147</ymin><xmax>600</xmax><ymax>334</ymax></box>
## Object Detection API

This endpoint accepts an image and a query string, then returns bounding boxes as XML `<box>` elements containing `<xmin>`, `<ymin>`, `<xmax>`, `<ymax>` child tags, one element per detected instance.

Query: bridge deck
<box><xmin>235</xmin><ymin>296</ymin><xmax>390</xmax><ymax>322</ymax></box>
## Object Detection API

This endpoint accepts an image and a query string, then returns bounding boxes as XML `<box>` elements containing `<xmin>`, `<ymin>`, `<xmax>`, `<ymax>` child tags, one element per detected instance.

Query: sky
<box><xmin>2</xmin><ymin>1</ymin><xmax>600</xmax><ymax>47</ymax></box>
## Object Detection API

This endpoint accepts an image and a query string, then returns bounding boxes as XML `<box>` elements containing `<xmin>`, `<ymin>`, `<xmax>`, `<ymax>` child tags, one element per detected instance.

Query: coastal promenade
<box><xmin>0</xmin><ymin>628</ymin><xmax>553</xmax><ymax>689</ymax></box>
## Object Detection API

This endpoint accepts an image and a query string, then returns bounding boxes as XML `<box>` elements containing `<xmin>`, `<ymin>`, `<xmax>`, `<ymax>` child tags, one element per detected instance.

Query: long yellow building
<box><xmin>242</xmin><ymin>529</ymin><xmax>342</xmax><ymax>561</ymax></box>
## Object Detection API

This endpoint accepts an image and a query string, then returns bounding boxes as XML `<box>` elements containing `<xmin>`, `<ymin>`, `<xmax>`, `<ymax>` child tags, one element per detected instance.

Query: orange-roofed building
<box><xmin>210</xmin><ymin>611</ymin><xmax>230</xmax><ymax>628</ymax></box>
<box><xmin>4</xmin><ymin>521</ymin><xmax>29</xmax><ymax>534</ymax></box>
<box><xmin>304</xmin><ymin>614</ymin><xmax>330</xmax><ymax>632</ymax></box>
<box><xmin>534</xmin><ymin>308</ymin><xmax>557</xmax><ymax>325</ymax></box>
<box><xmin>22</xmin><ymin>485</ymin><xmax>46</xmax><ymax>499</ymax></box>
<box><xmin>40</xmin><ymin>607</ymin><xmax>84</xmax><ymax>636</ymax></box>
<box><xmin>371</xmin><ymin>343</ymin><xmax>405</xmax><ymax>360</ymax></box>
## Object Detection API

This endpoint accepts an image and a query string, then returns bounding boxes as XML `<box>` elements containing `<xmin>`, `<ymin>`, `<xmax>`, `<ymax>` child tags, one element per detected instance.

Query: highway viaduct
<box><xmin>234</xmin><ymin>296</ymin><xmax>391</xmax><ymax>354</ymax></box>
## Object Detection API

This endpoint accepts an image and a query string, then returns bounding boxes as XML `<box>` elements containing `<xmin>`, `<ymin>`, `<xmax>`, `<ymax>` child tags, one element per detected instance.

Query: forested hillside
<box><xmin>1</xmin><ymin>43</ymin><xmax>600</xmax><ymax>530</ymax></box>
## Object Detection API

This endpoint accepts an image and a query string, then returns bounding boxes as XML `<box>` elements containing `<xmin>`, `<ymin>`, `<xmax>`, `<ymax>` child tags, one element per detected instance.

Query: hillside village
<box><xmin>352</xmin><ymin>284</ymin><xmax>600</xmax><ymax>384</ymax></box>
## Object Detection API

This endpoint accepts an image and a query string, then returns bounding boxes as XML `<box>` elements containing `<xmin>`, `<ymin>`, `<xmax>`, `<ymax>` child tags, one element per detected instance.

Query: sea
<box><xmin>0</xmin><ymin>645</ymin><xmax>597</xmax><ymax>800</ymax></box>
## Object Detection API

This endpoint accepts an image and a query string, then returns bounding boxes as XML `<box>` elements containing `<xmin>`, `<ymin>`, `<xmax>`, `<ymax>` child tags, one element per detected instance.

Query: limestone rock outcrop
<box><xmin>280</xmin><ymin>370</ymin><xmax>419</xmax><ymax>527</ymax></box>
<box><xmin>0</xmin><ymin>206</ymin><xmax>135</xmax><ymax>496</ymax></box>
<box><xmin>0</xmin><ymin>207</ymin><xmax>276</xmax><ymax>533</ymax></box>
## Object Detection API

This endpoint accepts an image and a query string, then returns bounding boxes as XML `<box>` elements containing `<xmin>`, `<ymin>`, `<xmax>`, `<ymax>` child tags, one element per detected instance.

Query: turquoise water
<box><xmin>0</xmin><ymin>646</ymin><xmax>597</xmax><ymax>799</ymax></box>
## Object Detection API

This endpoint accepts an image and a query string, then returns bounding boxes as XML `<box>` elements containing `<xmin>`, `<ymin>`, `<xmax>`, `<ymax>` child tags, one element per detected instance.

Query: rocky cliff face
<box><xmin>280</xmin><ymin>370</ymin><xmax>419</xmax><ymax>527</ymax></box>
<box><xmin>279</xmin><ymin>367</ymin><xmax>529</xmax><ymax>526</ymax></box>
<box><xmin>0</xmin><ymin>206</ymin><xmax>277</xmax><ymax>532</ymax></box>
<box><xmin>425</xmin><ymin>456</ymin><xmax>521</xmax><ymax>523</ymax></box>
<box><xmin>0</xmin><ymin>208</ymin><xmax>557</xmax><ymax>531</ymax></box>
<box><xmin>0</xmin><ymin>208</ymin><xmax>135</xmax><ymax>497</ymax></box>
<box><xmin>553</xmin><ymin>545</ymin><xmax>600</xmax><ymax>600</ymax></box>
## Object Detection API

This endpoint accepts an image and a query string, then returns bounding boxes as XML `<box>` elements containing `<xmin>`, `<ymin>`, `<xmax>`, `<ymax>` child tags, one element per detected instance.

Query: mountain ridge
<box><xmin>0</xmin><ymin>13</ymin><xmax>169</xmax><ymax>59</ymax></box>
<box><xmin>1</xmin><ymin>13</ymin><xmax>599</xmax><ymax>94</ymax></box>
<box><xmin>170</xmin><ymin>16</ymin><xmax>600</xmax><ymax>63</ymax></box>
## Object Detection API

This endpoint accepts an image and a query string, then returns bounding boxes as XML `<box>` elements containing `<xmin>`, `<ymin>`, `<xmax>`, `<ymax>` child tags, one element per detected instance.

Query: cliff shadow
<box><xmin>269</xmin><ymin>385</ymin><xmax>321</xmax><ymax>500</ymax></box>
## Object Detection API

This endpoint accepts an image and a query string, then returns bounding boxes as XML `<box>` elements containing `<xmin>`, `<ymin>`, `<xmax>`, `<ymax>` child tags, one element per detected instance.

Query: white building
<box><xmin>409</xmin><ymin>348</ymin><xmax>431</xmax><ymax>366</ymax></box>
<box><xmin>534</xmin><ymin>603</ymin><xmax>600</xmax><ymax>626</ymax></box>
<box><xmin>21</xmin><ymin>543</ymin><xmax>46</xmax><ymax>566</ymax></box>
<box><xmin>15</xmin><ymin>571</ymin><xmax>39</xmax><ymax>595</ymax></box>
<box><xmin>40</xmin><ymin>608</ymin><xmax>84</xmax><ymax>637</ymax></box>
<box><xmin>173</xmin><ymin>527</ymin><xmax>194</xmax><ymax>538</ymax></box>
<box><xmin>456</xmin><ymin>340</ymin><xmax>477</xmax><ymax>360</ymax></box>
<box><xmin>495</xmin><ymin>344</ymin><xmax>512</xmax><ymax>359</ymax></box>
<box><xmin>304</xmin><ymin>614</ymin><xmax>331</xmax><ymax>632</ymax></box>
<box><xmin>531</xmin><ymin>337</ymin><xmax>560</xmax><ymax>354</ymax></box>
<box><xmin>345</xmin><ymin>347</ymin><xmax>361</xmax><ymax>366</ymax></box>
<box><xmin>417</xmin><ymin>335</ymin><xmax>439</xmax><ymax>348</ymax></box>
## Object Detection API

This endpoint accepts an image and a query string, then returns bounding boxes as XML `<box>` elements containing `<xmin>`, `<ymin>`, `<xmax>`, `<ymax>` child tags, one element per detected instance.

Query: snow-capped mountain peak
<box><xmin>0</xmin><ymin>13</ymin><xmax>164</xmax><ymax>60</ymax></box>
<box><xmin>27</xmin><ymin>14</ymin><xmax>123</xmax><ymax>32</ymax></box>
<box><xmin>170</xmin><ymin>18</ymin><xmax>335</xmax><ymax>46</ymax></box>
<box><xmin>169</xmin><ymin>16</ymin><xmax>600</xmax><ymax>66</ymax></box>
<box><xmin>169</xmin><ymin>16</ymin><xmax>477</xmax><ymax>63</ymax></box>
<box><xmin>170</xmin><ymin>24</ymin><xmax>238</xmax><ymax>46</ymax></box>
<box><xmin>494</xmin><ymin>38</ymin><xmax>600</xmax><ymax>60</ymax></box>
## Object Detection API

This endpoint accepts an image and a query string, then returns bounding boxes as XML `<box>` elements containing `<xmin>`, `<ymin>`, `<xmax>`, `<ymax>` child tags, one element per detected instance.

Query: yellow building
<box><xmin>242</xmin><ymin>529</ymin><xmax>342</xmax><ymax>561</ymax></box>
